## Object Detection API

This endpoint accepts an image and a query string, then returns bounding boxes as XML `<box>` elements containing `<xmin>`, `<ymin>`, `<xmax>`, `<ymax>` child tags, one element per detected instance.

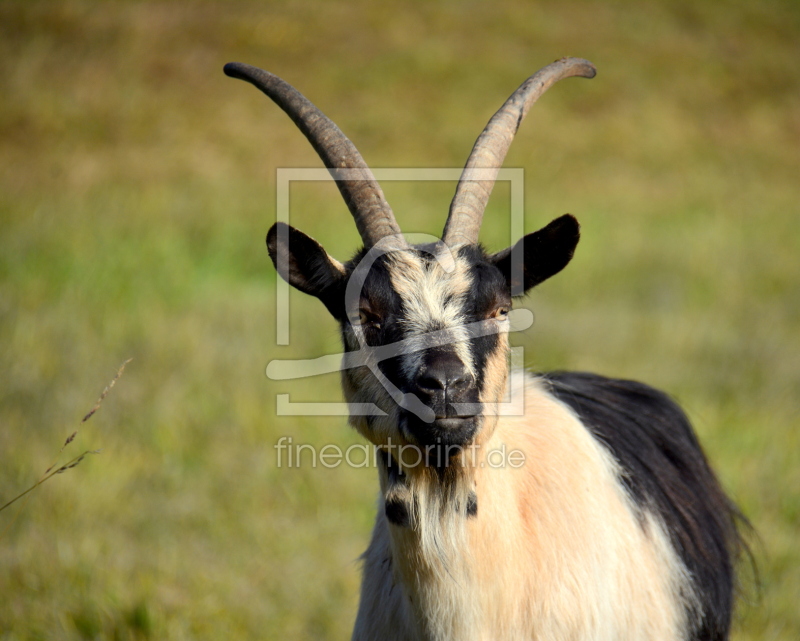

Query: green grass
<box><xmin>1</xmin><ymin>0</ymin><xmax>798</xmax><ymax>638</ymax></box>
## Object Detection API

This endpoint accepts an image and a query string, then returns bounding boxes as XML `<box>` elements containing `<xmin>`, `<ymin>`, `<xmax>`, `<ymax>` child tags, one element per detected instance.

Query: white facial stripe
<box><xmin>388</xmin><ymin>250</ymin><xmax>476</xmax><ymax>380</ymax></box>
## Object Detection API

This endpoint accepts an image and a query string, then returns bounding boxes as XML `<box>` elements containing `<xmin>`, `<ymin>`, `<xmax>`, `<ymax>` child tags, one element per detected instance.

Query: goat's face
<box><xmin>267</xmin><ymin>215</ymin><xmax>580</xmax><ymax>457</ymax></box>
<box><xmin>225</xmin><ymin>57</ymin><xmax>595</xmax><ymax>462</ymax></box>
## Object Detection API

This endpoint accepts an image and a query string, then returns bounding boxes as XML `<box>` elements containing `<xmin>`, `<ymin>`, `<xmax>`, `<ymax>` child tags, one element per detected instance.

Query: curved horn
<box><xmin>224</xmin><ymin>62</ymin><xmax>405</xmax><ymax>249</ymax></box>
<box><xmin>442</xmin><ymin>58</ymin><xmax>596</xmax><ymax>248</ymax></box>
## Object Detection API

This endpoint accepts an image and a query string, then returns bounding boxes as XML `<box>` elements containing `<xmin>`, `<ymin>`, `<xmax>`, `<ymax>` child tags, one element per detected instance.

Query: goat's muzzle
<box><xmin>402</xmin><ymin>350</ymin><xmax>481</xmax><ymax>451</ymax></box>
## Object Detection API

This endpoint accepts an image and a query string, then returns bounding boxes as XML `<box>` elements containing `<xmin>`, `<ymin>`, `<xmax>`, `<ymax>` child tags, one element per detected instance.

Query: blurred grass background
<box><xmin>1</xmin><ymin>0</ymin><xmax>798</xmax><ymax>638</ymax></box>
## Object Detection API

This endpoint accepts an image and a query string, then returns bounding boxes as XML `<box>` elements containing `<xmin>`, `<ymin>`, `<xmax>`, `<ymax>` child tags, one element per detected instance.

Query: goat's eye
<box><xmin>352</xmin><ymin>309</ymin><xmax>381</xmax><ymax>329</ymax></box>
<box><xmin>492</xmin><ymin>306</ymin><xmax>510</xmax><ymax>320</ymax></box>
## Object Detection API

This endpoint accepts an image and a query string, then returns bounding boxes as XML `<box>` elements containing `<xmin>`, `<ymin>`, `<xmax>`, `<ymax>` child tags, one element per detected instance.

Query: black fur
<box><xmin>464</xmin><ymin>245</ymin><xmax>511</xmax><ymax>397</ymax></box>
<box><xmin>542</xmin><ymin>371</ymin><xmax>746</xmax><ymax>641</ymax></box>
<box><xmin>385</xmin><ymin>497</ymin><xmax>411</xmax><ymax>527</ymax></box>
<box><xmin>466</xmin><ymin>491</ymin><xmax>478</xmax><ymax>518</ymax></box>
<box><xmin>266</xmin><ymin>222</ymin><xmax>346</xmax><ymax>318</ymax></box>
<box><xmin>380</xmin><ymin>450</ymin><xmax>412</xmax><ymax>528</ymax></box>
<box><xmin>490</xmin><ymin>214</ymin><xmax>580</xmax><ymax>296</ymax></box>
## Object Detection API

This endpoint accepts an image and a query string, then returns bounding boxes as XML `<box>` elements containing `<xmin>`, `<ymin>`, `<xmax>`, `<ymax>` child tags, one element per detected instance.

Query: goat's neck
<box><xmin>377</xmin><ymin>447</ymin><xmax>489</xmax><ymax>639</ymax></box>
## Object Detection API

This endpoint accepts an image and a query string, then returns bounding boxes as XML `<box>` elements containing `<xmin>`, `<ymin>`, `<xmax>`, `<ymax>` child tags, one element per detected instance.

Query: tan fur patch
<box><xmin>473</xmin><ymin>321</ymin><xmax>511</xmax><ymax>446</ymax></box>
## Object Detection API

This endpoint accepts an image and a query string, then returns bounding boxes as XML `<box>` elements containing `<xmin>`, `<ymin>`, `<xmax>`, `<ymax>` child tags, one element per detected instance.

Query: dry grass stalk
<box><xmin>0</xmin><ymin>358</ymin><xmax>132</xmax><ymax>515</ymax></box>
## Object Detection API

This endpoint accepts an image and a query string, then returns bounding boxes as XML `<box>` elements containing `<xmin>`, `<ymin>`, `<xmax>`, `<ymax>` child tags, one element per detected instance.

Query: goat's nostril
<box><xmin>450</xmin><ymin>371</ymin><xmax>473</xmax><ymax>390</ymax></box>
<box><xmin>418</xmin><ymin>373</ymin><xmax>446</xmax><ymax>392</ymax></box>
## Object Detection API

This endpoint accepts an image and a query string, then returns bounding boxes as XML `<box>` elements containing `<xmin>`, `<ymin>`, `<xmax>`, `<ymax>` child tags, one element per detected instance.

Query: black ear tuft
<box><xmin>490</xmin><ymin>214</ymin><xmax>580</xmax><ymax>296</ymax></box>
<box><xmin>266</xmin><ymin>222</ymin><xmax>346</xmax><ymax>317</ymax></box>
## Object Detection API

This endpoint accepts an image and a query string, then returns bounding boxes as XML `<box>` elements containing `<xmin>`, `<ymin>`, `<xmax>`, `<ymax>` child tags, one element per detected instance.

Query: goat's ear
<box><xmin>266</xmin><ymin>222</ymin><xmax>347</xmax><ymax>317</ymax></box>
<box><xmin>490</xmin><ymin>214</ymin><xmax>580</xmax><ymax>296</ymax></box>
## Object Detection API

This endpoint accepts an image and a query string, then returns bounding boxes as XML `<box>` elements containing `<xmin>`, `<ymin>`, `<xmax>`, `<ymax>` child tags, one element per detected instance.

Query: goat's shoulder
<box><xmin>539</xmin><ymin>370</ymin><xmax>746</xmax><ymax>641</ymax></box>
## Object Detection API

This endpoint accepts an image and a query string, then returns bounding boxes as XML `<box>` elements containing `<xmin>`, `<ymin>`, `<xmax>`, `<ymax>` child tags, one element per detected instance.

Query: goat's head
<box><xmin>225</xmin><ymin>59</ymin><xmax>595</xmax><ymax>463</ymax></box>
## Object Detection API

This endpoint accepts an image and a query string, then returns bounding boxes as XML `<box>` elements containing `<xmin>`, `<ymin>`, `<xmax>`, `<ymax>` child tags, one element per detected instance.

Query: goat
<box><xmin>224</xmin><ymin>58</ymin><xmax>746</xmax><ymax>641</ymax></box>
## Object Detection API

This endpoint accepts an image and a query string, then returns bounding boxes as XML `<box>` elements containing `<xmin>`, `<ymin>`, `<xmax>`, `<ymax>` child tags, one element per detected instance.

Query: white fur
<box><xmin>387</xmin><ymin>250</ymin><xmax>476</xmax><ymax>382</ymax></box>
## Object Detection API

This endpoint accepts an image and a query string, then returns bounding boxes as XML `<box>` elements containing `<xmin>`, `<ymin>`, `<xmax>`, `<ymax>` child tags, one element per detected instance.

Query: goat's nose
<box><xmin>416</xmin><ymin>352</ymin><xmax>474</xmax><ymax>395</ymax></box>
